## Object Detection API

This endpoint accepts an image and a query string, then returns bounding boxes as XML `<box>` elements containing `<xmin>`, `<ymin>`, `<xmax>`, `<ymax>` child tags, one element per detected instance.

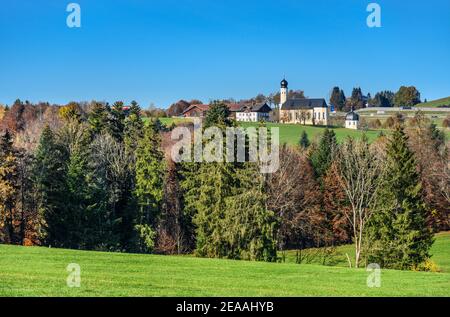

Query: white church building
<box><xmin>278</xmin><ymin>79</ymin><xmax>330</xmax><ymax>126</ymax></box>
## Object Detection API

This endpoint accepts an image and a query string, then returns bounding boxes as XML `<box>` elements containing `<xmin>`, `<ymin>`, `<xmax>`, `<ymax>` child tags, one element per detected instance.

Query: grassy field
<box><xmin>282</xmin><ymin>232</ymin><xmax>450</xmax><ymax>273</ymax></box>
<box><xmin>239</xmin><ymin>122</ymin><xmax>381</xmax><ymax>145</ymax></box>
<box><xmin>154</xmin><ymin>118</ymin><xmax>382</xmax><ymax>145</ymax></box>
<box><xmin>0</xmin><ymin>232</ymin><xmax>449</xmax><ymax>297</ymax></box>
<box><xmin>417</xmin><ymin>96</ymin><xmax>450</xmax><ymax>108</ymax></box>
<box><xmin>152</xmin><ymin>117</ymin><xmax>449</xmax><ymax>146</ymax></box>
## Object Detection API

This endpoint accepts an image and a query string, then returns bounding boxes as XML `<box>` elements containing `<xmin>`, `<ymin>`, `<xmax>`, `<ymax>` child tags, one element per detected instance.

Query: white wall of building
<box><xmin>236</xmin><ymin>112</ymin><xmax>270</xmax><ymax>122</ymax></box>
<box><xmin>345</xmin><ymin>120</ymin><xmax>359</xmax><ymax>130</ymax></box>
<box><xmin>313</xmin><ymin>107</ymin><xmax>329</xmax><ymax>125</ymax></box>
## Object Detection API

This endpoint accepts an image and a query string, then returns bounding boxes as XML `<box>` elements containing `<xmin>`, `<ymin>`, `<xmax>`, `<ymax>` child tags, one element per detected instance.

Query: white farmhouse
<box><xmin>345</xmin><ymin>107</ymin><xmax>360</xmax><ymax>130</ymax></box>
<box><xmin>236</xmin><ymin>103</ymin><xmax>272</xmax><ymax>122</ymax></box>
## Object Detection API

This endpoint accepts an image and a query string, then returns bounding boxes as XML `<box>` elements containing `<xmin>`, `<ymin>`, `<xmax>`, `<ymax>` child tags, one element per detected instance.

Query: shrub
<box><xmin>383</xmin><ymin>116</ymin><xmax>395</xmax><ymax>129</ymax></box>
<box><xmin>369</xmin><ymin>119</ymin><xmax>382</xmax><ymax>129</ymax></box>
<box><xmin>413</xmin><ymin>260</ymin><xmax>441</xmax><ymax>272</ymax></box>
<box><xmin>443</xmin><ymin>116</ymin><xmax>450</xmax><ymax>128</ymax></box>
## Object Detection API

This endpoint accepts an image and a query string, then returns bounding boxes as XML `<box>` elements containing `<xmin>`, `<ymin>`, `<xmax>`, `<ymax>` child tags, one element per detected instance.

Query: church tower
<box><xmin>280</xmin><ymin>78</ymin><xmax>288</xmax><ymax>107</ymax></box>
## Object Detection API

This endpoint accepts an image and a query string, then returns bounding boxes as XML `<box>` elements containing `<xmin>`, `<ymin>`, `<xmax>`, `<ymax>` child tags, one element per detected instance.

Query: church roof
<box><xmin>346</xmin><ymin>110</ymin><xmax>360</xmax><ymax>121</ymax></box>
<box><xmin>282</xmin><ymin>98</ymin><xmax>328</xmax><ymax>110</ymax></box>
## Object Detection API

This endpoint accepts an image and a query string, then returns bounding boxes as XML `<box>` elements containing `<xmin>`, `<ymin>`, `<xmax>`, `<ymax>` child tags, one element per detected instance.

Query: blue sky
<box><xmin>1</xmin><ymin>0</ymin><xmax>449</xmax><ymax>108</ymax></box>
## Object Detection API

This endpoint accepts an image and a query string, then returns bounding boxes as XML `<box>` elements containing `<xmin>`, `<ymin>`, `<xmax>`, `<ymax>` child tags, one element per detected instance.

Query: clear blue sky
<box><xmin>1</xmin><ymin>0</ymin><xmax>449</xmax><ymax>108</ymax></box>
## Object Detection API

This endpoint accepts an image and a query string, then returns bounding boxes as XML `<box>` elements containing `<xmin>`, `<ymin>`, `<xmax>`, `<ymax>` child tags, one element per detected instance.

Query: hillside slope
<box><xmin>418</xmin><ymin>96</ymin><xmax>450</xmax><ymax>108</ymax></box>
<box><xmin>1</xmin><ymin>234</ymin><xmax>449</xmax><ymax>297</ymax></box>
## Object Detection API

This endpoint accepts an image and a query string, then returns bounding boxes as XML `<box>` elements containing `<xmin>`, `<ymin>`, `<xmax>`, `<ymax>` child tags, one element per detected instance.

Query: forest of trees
<box><xmin>0</xmin><ymin>100</ymin><xmax>448</xmax><ymax>271</ymax></box>
<box><xmin>329</xmin><ymin>86</ymin><xmax>422</xmax><ymax>110</ymax></box>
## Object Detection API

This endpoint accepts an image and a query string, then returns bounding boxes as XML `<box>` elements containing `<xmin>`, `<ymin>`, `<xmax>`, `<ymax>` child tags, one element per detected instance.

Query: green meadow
<box><xmin>156</xmin><ymin>118</ymin><xmax>382</xmax><ymax>145</ymax></box>
<box><xmin>239</xmin><ymin>122</ymin><xmax>381</xmax><ymax>145</ymax></box>
<box><xmin>0</xmin><ymin>232</ymin><xmax>449</xmax><ymax>297</ymax></box>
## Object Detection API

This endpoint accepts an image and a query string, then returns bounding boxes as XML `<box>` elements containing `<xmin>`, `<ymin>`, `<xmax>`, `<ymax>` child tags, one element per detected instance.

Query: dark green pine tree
<box><xmin>124</xmin><ymin>100</ymin><xmax>144</xmax><ymax>154</ymax></box>
<box><xmin>63</xmin><ymin>129</ymin><xmax>92</xmax><ymax>249</ymax></box>
<box><xmin>108</xmin><ymin>101</ymin><xmax>126</xmax><ymax>141</ymax></box>
<box><xmin>33</xmin><ymin>126</ymin><xmax>68</xmax><ymax>247</ymax></box>
<box><xmin>299</xmin><ymin>130</ymin><xmax>310</xmax><ymax>149</ymax></box>
<box><xmin>367</xmin><ymin>124</ymin><xmax>434</xmax><ymax>270</ymax></box>
<box><xmin>309</xmin><ymin>128</ymin><xmax>337</xmax><ymax>179</ymax></box>
<box><xmin>88</xmin><ymin>102</ymin><xmax>110</xmax><ymax>135</ymax></box>
<box><xmin>204</xmin><ymin>101</ymin><xmax>231</xmax><ymax>128</ymax></box>
<box><xmin>191</xmin><ymin>161</ymin><xmax>236</xmax><ymax>258</ymax></box>
<box><xmin>134</xmin><ymin>122</ymin><xmax>166</xmax><ymax>253</ymax></box>
<box><xmin>223</xmin><ymin>163</ymin><xmax>278</xmax><ymax>262</ymax></box>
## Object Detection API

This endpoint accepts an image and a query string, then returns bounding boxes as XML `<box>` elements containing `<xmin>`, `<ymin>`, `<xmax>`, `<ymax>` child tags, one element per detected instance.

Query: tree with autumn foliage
<box><xmin>0</xmin><ymin>131</ymin><xmax>19</xmax><ymax>244</ymax></box>
<box><xmin>322</xmin><ymin>161</ymin><xmax>352</xmax><ymax>245</ymax></box>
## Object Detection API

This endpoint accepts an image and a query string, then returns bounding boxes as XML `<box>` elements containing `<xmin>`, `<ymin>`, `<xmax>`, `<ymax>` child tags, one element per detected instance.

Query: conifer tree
<box><xmin>309</xmin><ymin>128</ymin><xmax>337</xmax><ymax>179</ymax></box>
<box><xmin>204</xmin><ymin>101</ymin><xmax>230</xmax><ymax>128</ymax></box>
<box><xmin>223</xmin><ymin>163</ymin><xmax>277</xmax><ymax>261</ymax></box>
<box><xmin>134</xmin><ymin>122</ymin><xmax>166</xmax><ymax>252</ymax></box>
<box><xmin>33</xmin><ymin>126</ymin><xmax>68</xmax><ymax>247</ymax></box>
<box><xmin>191</xmin><ymin>161</ymin><xmax>235</xmax><ymax>258</ymax></box>
<box><xmin>124</xmin><ymin>100</ymin><xmax>144</xmax><ymax>154</ymax></box>
<box><xmin>299</xmin><ymin>130</ymin><xmax>310</xmax><ymax>149</ymax></box>
<box><xmin>88</xmin><ymin>102</ymin><xmax>109</xmax><ymax>135</ymax></box>
<box><xmin>367</xmin><ymin>124</ymin><xmax>434</xmax><ymax>270</ymax></box>
<box><xmin>108</xmin><ymin>101</ymin><xmax>126</xmax><ymax>141</ymax></box>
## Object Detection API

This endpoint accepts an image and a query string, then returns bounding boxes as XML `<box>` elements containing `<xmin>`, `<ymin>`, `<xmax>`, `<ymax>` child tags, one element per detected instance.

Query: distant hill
<box><xmin>418</xmin><ymin>96</ymin><xmax>450</xmax><ymax>108</ymax></box>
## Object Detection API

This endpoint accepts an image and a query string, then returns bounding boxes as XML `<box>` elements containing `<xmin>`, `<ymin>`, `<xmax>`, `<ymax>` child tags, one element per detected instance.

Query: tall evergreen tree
<box><xmin>367</xmin><ymin>124</ymin><xmax>434</xmax><ymax>270</ymax></box>
<box><xmin>223</xmin><ymin>163</ymin><xmax>277</xmax><ymax>261</ymax></box>
<box><xmin>88</xmin><ymin>102</ymin><xmax>110</xmax><ymax>135</ymax></box>
<box><xmin>309</xmin><ymin>129</ymin><xmax>337</xmax><ymax>180</ymax></box>
<box><xmin>191</xmin><ymin>161</ymin><xmax>235</xmax><ymax>258</ymax></box>
<box><xmin>124</xmin><ymin>100</ymin><xmax>144</xmax><ymax>154</ymax></box>
<box><xmin>108</xmin><ymin>101</ymin><xmax>126</xmax><ymax>141</ymax></box>
<box><xmin>34</xmin><ymin>126</ymin><xmax>68</xmax><ymax>247</ymax></box>
<box><xmin>134</xmin><ymin>122</ymin><xmax>166</xmax><ymax>252</ymax></box>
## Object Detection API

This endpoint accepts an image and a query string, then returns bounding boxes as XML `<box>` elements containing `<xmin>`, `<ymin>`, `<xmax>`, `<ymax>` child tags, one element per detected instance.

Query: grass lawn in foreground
<box><xmin>282</xmin><ymin>232</ymin><xmax>450</xmax><ymax>273</ymax></box>
<box><xmin>1</xmin><ymin>234</ymin><xmax>449</xmax><ymax>297</ymax></box>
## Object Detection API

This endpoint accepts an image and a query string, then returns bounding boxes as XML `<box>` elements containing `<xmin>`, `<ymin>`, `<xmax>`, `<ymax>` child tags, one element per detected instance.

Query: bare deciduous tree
<box><xmin>266</xmin><ymin>145</ymin><xmax>325</xmax><ymax>252</ymax></box>
<box><xmin>337</xmin><ymin>137</ymin><xmax>385</xmax><ymax>268</ymax></box>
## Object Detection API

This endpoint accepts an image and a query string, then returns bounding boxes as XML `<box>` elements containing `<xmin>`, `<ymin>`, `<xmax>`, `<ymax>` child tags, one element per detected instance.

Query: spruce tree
<box><xmin>299</xmin><ymin>130</ymin><xmax>310</xmax><ymax>149</ymax></box>
<box><xmin>191</xmin><ymin>161</ymin><xmax>235</xmax><ymax>258</ymax></box>
<box><xmin>367</xmin><ymin>124</ymin><xmax>434</xmax><ymax>270</ymax></box>
<box><xmin>34</xmin><ymin>126</ymin><xmax>68</xmax><ymax>247</ymax></box>
<box><xmin>223</xmin><ymin>163</ymin><xmax>277</xmax><ymax>261</ymax></box>
<box><xmin>134</xmin><ymin>122</ymin><xmax>165</xmax><ymax>252</ymax></box>
<box><xmin>88</xmin><ymin>102</ymin><xmax>109</xmax><ymax>135</ymax></box>
<box><xmin>108</xmin><ymin>101</ymin><xmax>126</xmax><ymax>141</ymax></box>
<box><xmin>309</xmin><ymin>128</ymin><xmax>337</xmax><ymax>179</ymax></box>
<box><xmin>124</xmin><ymin>100</ymin><xmax>144</xmax><ymax>154</ymax></box>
